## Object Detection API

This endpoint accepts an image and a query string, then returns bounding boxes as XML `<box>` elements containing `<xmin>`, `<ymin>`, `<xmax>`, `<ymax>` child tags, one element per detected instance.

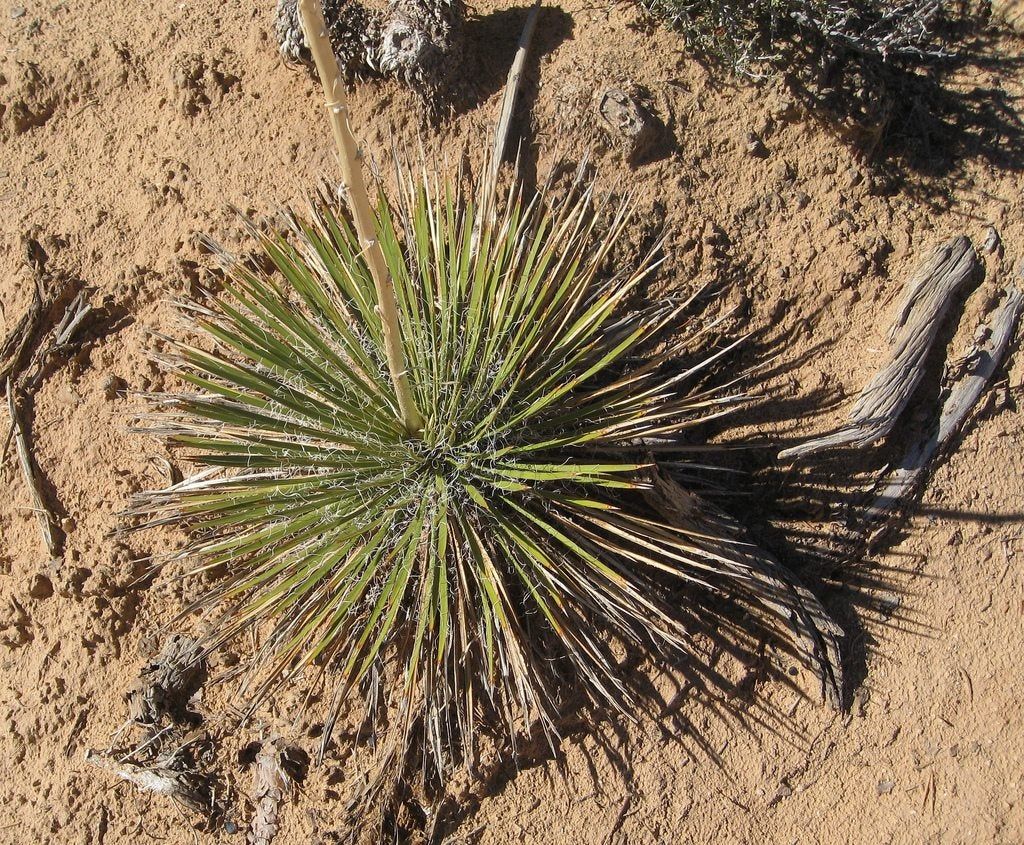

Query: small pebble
<box><xmin>11</xmin><ymin>5</ymin><xmax>26</xmax><ymax>18</ymax></box>
<box><xmin>876</xmin><ymin>779</ymin><xmax>895</xmax><ymax>795</ymax></box>
<box><xmin>744</xmin><ymin>131</ymin><xmax>768</xmax><ymax>158</ymax></box>
<box><xmin>981</xmin><ymin>225</ymin><xmax>1001</xmax><ymax>256</ymax></box>
<box><xmin>877</xmin><ymin>592</ymin><xmax>901</xmax><ymax>618</ymax></box>
<box><xmin>769</xmin><ymin>782</ymin><xmax>792</xmax><ymax>806</ymax></box>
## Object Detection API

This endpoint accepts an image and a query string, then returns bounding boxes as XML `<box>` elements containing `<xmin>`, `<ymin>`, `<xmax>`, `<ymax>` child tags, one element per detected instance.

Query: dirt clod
<box><xmin>598</xmin><ymin>88</ymin><xmax>661</xmax><ymax>165</ymax></box>
<box><xmin>0</xmin><ymin>61</ymin><xmax>58</xmax><ymax>139</ymax></box>
<box><xmin>27</xmin><ymin>573</ymin><xmax>53</xmax><ymax>600</ymax></box>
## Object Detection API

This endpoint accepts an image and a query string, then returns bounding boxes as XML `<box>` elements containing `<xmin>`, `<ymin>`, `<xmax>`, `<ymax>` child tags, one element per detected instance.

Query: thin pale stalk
<box><xmin>296</xmin><ymin>0</ymin><xmax>424</xmax><ymax>435</ymax></box>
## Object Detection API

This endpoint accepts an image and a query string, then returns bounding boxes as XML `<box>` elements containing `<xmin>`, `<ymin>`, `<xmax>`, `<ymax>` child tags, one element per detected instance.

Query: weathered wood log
<box><xmin>861</xmin><ymin>283</ymin><xmax>1023</xmax><ymax>539</ymax></box>
<box><xmin>779</xmin><ymin>236</ymin><xmax>978</xmax><ymax>460</ymax></box>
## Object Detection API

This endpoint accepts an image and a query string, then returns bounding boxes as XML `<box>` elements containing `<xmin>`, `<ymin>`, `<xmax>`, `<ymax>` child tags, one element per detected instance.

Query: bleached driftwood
<box><xmin>861</xmin><ymin>284</ymin><xmax>1023</xmax><ymax>536</ymax></box>
<box><xmin>779</xmin><ymin>236</ymin><xmax>978</xmax><ymax>460</ymax></box>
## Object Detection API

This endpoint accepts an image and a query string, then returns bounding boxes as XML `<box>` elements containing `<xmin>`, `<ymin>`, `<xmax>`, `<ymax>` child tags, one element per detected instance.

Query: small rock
<box><xmin>1</xmin><ymin>61</ymin><xmax>57</xmax><ymax>139</ymax></box>
<box><xmin>852</xmin><ymin>686</ymin><xmax>870</xmax><ymax>717</ymax></box>
<box><xmin>28</xmin><ymin>573</ymin><xmax>53</xmax><ymax>600</ymax></box>
<box><xmin>877</xmin><ymin>591</ymin><xmax>901</xmax><ymax>618</ymax></box>
<box><xmin>771</xmin><ymin>158</ymin><xmax>794</xmax><ymax>184</ymax></box>
<box><xmin>768</xmin><ymin>781</ymin><xmax>792</xmax><ymax>806</ymax></box>
<box><xmin>702</xmin><ymin>221</ymin><xmax>728</xmax><ymax>247</ymax></box>
<box><xmin>876</xmin><ymin>779</ymin><xmax>895</xmax><ymax>795</ymax></box>
<box><xmin>597</xmin><ymin>89</ymin><xmax>663</xmax><ymax>166</ymax></box>
<box><xmin>981</xmin><ymin>225</ymin><xmax>1002</xmax><ymax>256</ymax></box>
<box><xmin>11</xmin><ymin>5</ymin><xmax>26</xmax><ymax>18</ymax></box>
<box><xmin>744</xmin><ymin>131</ymin><xmax>768</xmax><ymax>158</ymax></box>
<box><xmin>212</xmin><ymin>648</ymin><xmax>240</xmax><ymax>669</ymax></box>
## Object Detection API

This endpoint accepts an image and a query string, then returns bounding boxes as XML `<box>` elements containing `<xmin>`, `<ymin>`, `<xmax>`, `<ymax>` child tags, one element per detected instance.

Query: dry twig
<box><xmin>7</xmin><ymin>382</ymin><xmax>60</xmax><ymax>558</ymax></box>
<box><xmin>862</xmin><ymin>284</ymin><xmax>1023</xmax><ymax>537</ymax></box>
<box><xmin>490</xmin><ymin>0</ymin><xmax>542</xmax><ymax>184</ymax></box>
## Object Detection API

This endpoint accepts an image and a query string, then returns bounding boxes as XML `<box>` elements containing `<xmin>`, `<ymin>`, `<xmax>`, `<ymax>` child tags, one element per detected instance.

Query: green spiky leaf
<box><xmin>133</xmin><ymin>161</ymin><xmax>839</xmax><ymax>801</ymax></box>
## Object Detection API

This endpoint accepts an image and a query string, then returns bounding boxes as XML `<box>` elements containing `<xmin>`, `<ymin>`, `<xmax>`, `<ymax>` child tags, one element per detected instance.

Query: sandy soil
<box><xmin>2</xmin><ymin>1</ymin><xmax>1024</xmax><ymax>843</ymax></box>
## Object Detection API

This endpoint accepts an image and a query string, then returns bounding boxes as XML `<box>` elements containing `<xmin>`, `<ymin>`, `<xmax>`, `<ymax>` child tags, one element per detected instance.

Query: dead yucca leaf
<box><xmin>132</xmin><ymin>159</ymin><xmax>840</xmax><ymax>803</ymax></box>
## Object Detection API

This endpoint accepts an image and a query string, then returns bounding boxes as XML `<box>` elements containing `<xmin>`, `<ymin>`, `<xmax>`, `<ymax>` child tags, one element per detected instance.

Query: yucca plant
<box><xmin>133</xmin><ymin>0</ymin><xmax>840</xmax><ymax>810</ymax></box>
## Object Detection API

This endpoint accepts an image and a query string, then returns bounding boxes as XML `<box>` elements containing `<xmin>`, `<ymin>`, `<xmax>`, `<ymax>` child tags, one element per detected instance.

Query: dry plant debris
<box><xmin>85</xmin><ymin>635</ymin><xmax>225</xmax><ymax>823</ymax></box>
<box><xmin>862</xmin><ymin>282</ymin><xmax>1024</xmax><ymax>539</ymax></box>
<box><xmin>598</xmin><ymin>88</ymin><xmax>663</xmax><ymax>166</ymax></box>
<box><xmin>780</xmin><ymin>235</ymin><xmax>978</xmax><ymax>460</ymax></box>
<box><xmin>2</xmin><ymin>237</ymin><xmax>96</xmax><ymax>563</ymax></box>
<box><xmin>275</xmin><ymin>0</ymin><xmax>465</xmax><ymax>101</ymax></box>
<box><xmin>243</xmin><ymin>737</ymin><xmax>307</xmax><ymax>845</ymax></box>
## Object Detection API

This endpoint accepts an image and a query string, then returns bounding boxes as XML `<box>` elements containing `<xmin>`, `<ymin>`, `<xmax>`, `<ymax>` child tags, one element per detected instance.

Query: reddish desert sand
<box><xmin>2</xmin><ymin>1</ymin><xmax>1023</xmax><ymax>843</ymax></box>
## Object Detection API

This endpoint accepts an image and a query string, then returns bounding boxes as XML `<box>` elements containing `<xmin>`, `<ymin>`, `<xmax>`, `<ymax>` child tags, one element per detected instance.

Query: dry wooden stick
<box><xmin>861</xmin><ymin>284</ymin><xmax>1023</xmax><ymax>537</ymax></box>
<box><xmin>780</xmin><ymin>236</ymin><xmax>978</xmax><ymax>460</ymax></box>
<box><xmin>0</xmin><ymin>277</ymin><xmax>44</xmax><ymax>389</ymax></box>
<box><xmin>297</xmin><ymin>0</ymin><xmax>424</xmax><ymax>434</ymax></box>
<box><xmin>7</xmin><ymin>382</ymin><xmax>60</xmax><ymax>558</ymax></box>
<box><xmin>490</xmin><ymin>0</ymin><xmax>542</xmax><ymax>185</ymax></box>
<box><xmin>25</xmin><ymin>290</ymin><xmax>94</xmax><ymax>392</ymax></box>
